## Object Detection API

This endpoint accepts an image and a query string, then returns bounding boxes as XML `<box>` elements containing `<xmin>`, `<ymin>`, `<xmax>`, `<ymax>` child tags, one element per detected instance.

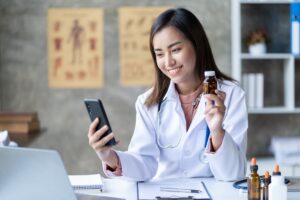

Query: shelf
<box><xmin>241</xmin><ymin>53</ymin><xmax>292</xmax><ymax>59</ymax></box>
<box><xmin>248</xmin><ymin>107</ymin><xmax>300</xmax><ymax>114</ymax></box>
<box><xmin>240</xmin><ymin>0</ymin><xmax>292</xmax><ymax>4</ymax></box>
<box><xmin>232</xmin><ymin>0</ymin><xmax>298</xmax><ymax>113</ymax></box>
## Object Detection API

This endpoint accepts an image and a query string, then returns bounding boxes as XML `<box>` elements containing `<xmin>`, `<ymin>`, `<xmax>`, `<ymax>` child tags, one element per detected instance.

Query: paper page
<box><xmin>138</xmin><ymin>179</ymin><xmax>211</xmax><ymax>199</ymax></box>
<box><xmin>68</xmin><ymin>174</ymin><xmax>102</xmax><ymax>190</ymax></box>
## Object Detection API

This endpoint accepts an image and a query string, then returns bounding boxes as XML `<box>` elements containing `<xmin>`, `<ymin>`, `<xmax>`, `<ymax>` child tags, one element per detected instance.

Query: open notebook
<box><xmin>69</xmin><ymin>174</ymin><xmax>103</xmax><ymax>190</ymax></box>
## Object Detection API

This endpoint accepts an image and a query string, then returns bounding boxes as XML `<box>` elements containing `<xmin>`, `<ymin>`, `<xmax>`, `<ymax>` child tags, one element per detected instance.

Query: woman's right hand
<box><xmin>88</xmin><ymin>118</ymin><xmax>116</xmax><ymax>161</ymax></box>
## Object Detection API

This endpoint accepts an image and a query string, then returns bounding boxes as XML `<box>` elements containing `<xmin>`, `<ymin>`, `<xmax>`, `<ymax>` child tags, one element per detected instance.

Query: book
<box><xmin>256</xmin><ymin>73</ymin><xmax>264</xmax><ymax>108</ymax></box>
<box><xmin>0</xmin><ymin>112</ymin><xmax>38</xmax><ymax>122</ymax></box>
<box><xmin>291</xmin><ymin>2</ymin><xmax>300</xmax><ymax>55</ymax></box>
<box><xmin>0</xmin><ymin>121</ymin><xmax>40</xmax><ymax>134</ymax></box>
<box><xmin>68</xmin><ymin>174</ymin><xmax>103</xmax><ymax>190</ymax></box>
<box><xmin>248</xmin><ymin>73</ymin><xmax>256</xmax><ymax>109</ymax></box>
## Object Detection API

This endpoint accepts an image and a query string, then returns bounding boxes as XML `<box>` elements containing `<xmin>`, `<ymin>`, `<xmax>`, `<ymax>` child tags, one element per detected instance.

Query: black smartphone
<box><xmin>84</xmin><ymin>98</ymin><xmax>117</xmax><ymax>146</ymax></box>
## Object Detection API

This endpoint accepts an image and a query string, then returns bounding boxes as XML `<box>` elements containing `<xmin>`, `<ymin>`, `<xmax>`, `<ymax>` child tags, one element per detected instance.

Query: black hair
<box><xmin>145</xmin><ymin>8</ymin><xmax>233</xmax><ymax>107</ymax></box>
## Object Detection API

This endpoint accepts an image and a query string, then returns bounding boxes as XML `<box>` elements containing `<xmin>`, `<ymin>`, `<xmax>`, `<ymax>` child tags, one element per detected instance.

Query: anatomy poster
<box><xmin>119</xmin><ymin>6</ymin><xmax>170</xmax><ymax>86</ymax></box>
<box><xmin>48</xmin><ymin>9</ymin><xmax>104</xmax><ymax>88</ymax></box>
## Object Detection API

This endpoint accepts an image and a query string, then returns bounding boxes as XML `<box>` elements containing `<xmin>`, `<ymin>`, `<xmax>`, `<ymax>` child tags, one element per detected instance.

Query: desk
<box><xmin>76</xmin><ymin>177</ymin><xmax>300</xmax><ymax>200</ymax></box>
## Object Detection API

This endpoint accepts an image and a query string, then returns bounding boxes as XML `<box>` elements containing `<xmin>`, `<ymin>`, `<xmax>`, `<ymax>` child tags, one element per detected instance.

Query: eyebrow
<box><xmin>154</xmin><ymin>41</ymin><xmax>182</xmax><ymax>51</ymax></box>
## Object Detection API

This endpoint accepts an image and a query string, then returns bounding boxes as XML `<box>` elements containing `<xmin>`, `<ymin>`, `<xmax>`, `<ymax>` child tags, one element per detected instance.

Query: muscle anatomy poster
<box><xmin>119</xmin><ymin>6</ymin><xmax>169</xmax><ymax>86</ymax></box>
<box><xmin>48</xmin><ymin>8</ymin><xmax>104</xmax><ymax>88</ymax></box>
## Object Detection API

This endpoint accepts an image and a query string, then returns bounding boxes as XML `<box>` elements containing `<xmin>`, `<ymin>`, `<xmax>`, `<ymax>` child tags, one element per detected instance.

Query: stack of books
<box><xmin>242</xmin><ymin>73</ymin><xmax>264</xmax><ymax>109</ymax></box>
<box><xmin>0</xmin><ymin>112</ymin><xmax>40</xmax><ymax>134</ymax></box>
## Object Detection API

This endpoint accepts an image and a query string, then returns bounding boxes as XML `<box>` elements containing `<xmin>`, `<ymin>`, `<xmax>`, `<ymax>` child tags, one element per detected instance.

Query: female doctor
<box><xmin>88</xmin><ymin>8</ymin><xmax>248</xmax><ymax>181</ymax></box>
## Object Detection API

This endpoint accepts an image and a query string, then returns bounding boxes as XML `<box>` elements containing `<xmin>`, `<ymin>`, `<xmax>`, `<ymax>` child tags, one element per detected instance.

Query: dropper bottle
<box><xmin>247</xmin><ymin>157</ymin><xmax>261</xmax><ymax>200</ymax></box>
<box><xmin>269</xmin><ymin>164</ymin><xmax>287</xmax><ymax>200</ymax></box>
<box><xmin>262</xmin><ymin>171</ymin><xmax>271</xmax><ymax>200</ymax></box>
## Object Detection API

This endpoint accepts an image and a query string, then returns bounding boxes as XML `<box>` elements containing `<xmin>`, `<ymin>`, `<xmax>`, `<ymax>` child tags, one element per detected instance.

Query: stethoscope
<box><xmin>155</xmin><ymin>96</ymin><xmax>210</xmax><ymax>164</ymax></box>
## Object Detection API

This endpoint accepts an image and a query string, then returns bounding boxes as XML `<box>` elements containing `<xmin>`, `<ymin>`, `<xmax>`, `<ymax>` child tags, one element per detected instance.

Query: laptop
<box><xmin>0</xmin><ymin>147</ymin><xmax>77</xmax><ymax>200</ymax></box>
<box><xmin>0</xmin><ymin>147</ymin><xmax>125</xmax><ymax>200</ymax></box>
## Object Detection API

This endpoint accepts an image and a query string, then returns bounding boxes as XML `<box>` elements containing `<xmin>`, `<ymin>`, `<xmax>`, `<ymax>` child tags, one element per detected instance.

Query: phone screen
<box><xmin>84</xmin><ymin>98</ymin><xmax>117</xmax><ymax>146</ymax></box>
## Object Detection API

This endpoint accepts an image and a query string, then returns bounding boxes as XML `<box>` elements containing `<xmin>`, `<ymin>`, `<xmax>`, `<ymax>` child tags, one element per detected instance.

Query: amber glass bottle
<box><xmin>263</xmin><ymin>171</ymin><xmax>270</xmax><ymax>200</ymax></box>
<box><xmin>203</xmin><ymin>70</ymin><xmax>217</xmax><ymax>95</ymax></box>
<box><xmin>248</xmin><ymin>157</ymin><xmax>261</xmax><ymax>200</ymax></box>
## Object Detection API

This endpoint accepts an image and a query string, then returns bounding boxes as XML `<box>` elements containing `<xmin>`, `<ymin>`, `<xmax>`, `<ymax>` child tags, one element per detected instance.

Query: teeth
<box><xmin>167</xmin><ymin>66</ymin><xmax>182</xmax><ymax>75</ymax></box>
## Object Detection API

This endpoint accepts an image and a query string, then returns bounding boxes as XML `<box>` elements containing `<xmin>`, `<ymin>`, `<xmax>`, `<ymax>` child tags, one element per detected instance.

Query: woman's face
<box><xmin>152</xmin><ymin>26</ymin><xmax>198</xmax><ymax>92</ymax></box>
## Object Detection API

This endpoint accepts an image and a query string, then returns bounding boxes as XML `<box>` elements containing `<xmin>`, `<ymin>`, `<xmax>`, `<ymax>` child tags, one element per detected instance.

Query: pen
<box><xmin>160</xmin><ymin>187</ymin><xmax>201</xmax><ymax>193</ymax></box>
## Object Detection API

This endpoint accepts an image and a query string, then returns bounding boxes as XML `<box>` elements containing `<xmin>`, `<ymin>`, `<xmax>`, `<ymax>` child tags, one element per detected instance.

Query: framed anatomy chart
<box><xmin>48</xmin><ymin>8</ymin><xmax>104</xmax><ymax>88</ymax></box>
<box><xmin>119</xmin><ymin>6</ymin><xmax>170</xmax><ymax>86</ymax></box>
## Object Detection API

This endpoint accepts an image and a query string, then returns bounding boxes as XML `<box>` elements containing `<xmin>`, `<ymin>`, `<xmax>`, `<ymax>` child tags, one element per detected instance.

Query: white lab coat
<box><xmin>104</xmin><ymin>80</ymin><xmax>248</xmax><ymax>181</ymax></box>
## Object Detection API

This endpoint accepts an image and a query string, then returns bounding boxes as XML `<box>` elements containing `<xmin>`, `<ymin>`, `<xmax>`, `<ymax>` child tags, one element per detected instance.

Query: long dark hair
<box><xmin>145</xmin><ymin>8</ymin><xmax>233</xmax><ymax>107</ymax></box>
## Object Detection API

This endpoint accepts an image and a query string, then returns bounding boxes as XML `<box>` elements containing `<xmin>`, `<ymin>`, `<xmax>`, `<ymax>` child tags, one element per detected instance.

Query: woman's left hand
<box><xmin>204</xmin><ymin>89</ymin><xmax>226</xmax><ymax>150</ymax></box>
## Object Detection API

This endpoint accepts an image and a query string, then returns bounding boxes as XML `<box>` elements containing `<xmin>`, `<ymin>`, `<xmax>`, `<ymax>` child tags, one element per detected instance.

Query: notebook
<box><xmin>69</xmin><ymin>174</ymin><xmax>103</xmax><ymax>190</ymax></box>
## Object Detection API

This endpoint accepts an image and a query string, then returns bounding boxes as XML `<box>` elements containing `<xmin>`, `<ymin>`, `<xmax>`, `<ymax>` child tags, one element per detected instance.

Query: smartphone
<box><xmin>84</xmin><ymin>98</ymin><xmax>117</xmax><ymax>146</ymax></box>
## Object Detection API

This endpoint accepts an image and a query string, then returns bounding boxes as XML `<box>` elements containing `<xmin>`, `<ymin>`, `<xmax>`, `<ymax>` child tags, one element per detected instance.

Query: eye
<box><xmin>155</xmin><ymin>53</ymin><xmax>164</xmax><ymax>58</ymax></box>
<box><xmin>172</xmin><ymin>48</ymin><xmax>181</xmax><ymax>53</ymax></box>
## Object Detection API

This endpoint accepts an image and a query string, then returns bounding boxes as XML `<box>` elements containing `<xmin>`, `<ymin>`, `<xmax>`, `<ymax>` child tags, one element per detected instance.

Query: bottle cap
<box><xmin>264</xmin><ymin>171</ymin><xmax>269</xmax><ymax>178</ymax></box>
<box><xmin>204</xmin><ymin>70</ymin><xmax>215</xmax><ymax>77</ymax></box>
<box><xmin>250</xmin><ymin>157</ymin><xmax>258</xmax><ymax>171</ymax></box>
<box><xmin>273</xmin><ymin>164</ymin><xmax>281</xmax><ymax>176</ymax></box>
<box><xmin>264</xmin><ymin>171</ymin><xmax>271</xmax><ymax>184</ymax></box>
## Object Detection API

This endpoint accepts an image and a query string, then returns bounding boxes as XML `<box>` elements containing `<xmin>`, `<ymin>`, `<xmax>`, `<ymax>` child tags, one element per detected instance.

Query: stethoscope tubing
<box><xmin>156</xmin><ymin>98</ymin><xmax>210</xmax><ymax>151</ymax></box>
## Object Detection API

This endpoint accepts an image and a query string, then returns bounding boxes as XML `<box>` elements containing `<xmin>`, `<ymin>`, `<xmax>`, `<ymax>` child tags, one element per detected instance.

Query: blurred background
<box><xmin>1</xmin><ymin>0</ymin><xmax>300</xmax><ymax>176</ymax></box>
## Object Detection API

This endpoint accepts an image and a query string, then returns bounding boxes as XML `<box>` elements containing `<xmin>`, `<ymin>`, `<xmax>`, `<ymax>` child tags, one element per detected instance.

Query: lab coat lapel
<box><xmin>165</xmin><ymin>81</ymin><xmax>206</xmax><ymax>133</ymax></box>
<box><xmin>188</xmin><ymin>97</ymin><xmax>206</xmax><ymax>133</ymax></box>
<box><xmin>162</xmin><ymin>81</ymin><xmax>178</xmax><ymax>101</ymax></box>
<box><xmin>164</xmin><ymin>81</ymin><xmax>195</xmax><ymax>132</ymax></box>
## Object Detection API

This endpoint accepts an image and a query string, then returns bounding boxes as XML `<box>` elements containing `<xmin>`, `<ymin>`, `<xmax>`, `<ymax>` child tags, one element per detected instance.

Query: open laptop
<box><xmin>0</xmin><ymin>147</ymin><xmax>124</xmax><ymax>200</ymax></box>
<box><xmin>0</xmin><ymin>147</ymin><xmax>77</xmax><ymax>200</ymax></box>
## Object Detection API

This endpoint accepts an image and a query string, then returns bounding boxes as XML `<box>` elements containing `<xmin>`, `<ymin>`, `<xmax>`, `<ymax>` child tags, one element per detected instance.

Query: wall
<box><xmin>1</xmin><ymin>0</ymin><xmax>298</xmax><ymax>175</ymax></box>
<box><xmin>0</xmin><ymin>0</ymin><xmax>231</xmax><ymax>174</ymax></box>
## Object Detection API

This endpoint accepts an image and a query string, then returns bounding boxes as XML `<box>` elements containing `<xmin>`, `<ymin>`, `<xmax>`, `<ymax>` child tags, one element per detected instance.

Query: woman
<box><xmin>88</xmin><ymin>8</ymin><xmax>248</xmax><ymax>181</ymax></box>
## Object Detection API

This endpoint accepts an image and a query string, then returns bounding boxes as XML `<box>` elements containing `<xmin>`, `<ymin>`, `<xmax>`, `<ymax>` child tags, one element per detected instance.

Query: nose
<box><xmin>165</xmin><ymin>53</ymin><xmax>176</xmax><ymax>67</ymax></box>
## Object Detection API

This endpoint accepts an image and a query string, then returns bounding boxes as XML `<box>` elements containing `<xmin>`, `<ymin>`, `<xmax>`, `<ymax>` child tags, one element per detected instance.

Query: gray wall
<box><xmin>0</xmin><ymin>0</ymin><xmax>299</xmax><ymax>175</ymax></box>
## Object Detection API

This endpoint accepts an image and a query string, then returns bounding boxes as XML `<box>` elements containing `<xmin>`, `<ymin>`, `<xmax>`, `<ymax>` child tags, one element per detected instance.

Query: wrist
<box><xmin>211</xmin><ymin>129</ymin><xmax>225</xmax><ymax>151</ymax></box>
<box><xmin>98</xmin><ymin>149</ymin><xmax>120</xmax><ymax>170</ymax></box>
<box><xmin>97</xmin><ymin>148</ymin><xmax>113</xmax><ymax>161</ymax></box>
<box><xmin>211</xmin><ymin>127</ymin><xmax>224</xmax><ymax>136</ymax></box>
<box><xmin>105</xmin><ymin>154</ymin><xmax>122</xmax><ymax>176</ymax></box>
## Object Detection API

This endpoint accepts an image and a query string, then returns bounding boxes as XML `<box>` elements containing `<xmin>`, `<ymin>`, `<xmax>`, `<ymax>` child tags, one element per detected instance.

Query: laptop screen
<box><xmin>0</xmin><ymin>147</ymin><xmax>77</xmax><ymax>200</ymax></box>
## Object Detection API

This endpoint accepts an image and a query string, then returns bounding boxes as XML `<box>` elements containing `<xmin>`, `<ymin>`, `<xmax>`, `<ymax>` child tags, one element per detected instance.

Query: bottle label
<box><xmin>203</xmin><ymin>81</ymin><xmax>217</xmax><ymax>94</ymax></box>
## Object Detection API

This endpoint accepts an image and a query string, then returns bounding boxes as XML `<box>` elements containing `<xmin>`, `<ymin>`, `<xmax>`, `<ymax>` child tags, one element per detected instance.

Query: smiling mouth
<box><xmin>167</xmin><ymin>65</ymin><xmax>183</xmax><ymax>75</ymax></box>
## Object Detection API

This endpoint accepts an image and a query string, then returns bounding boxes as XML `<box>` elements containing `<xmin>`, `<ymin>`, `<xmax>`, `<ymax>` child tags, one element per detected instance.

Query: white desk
<box><xmin>76</xmin><ymin>177</ymin><xmax>300</xmax><ymax>200</ymax></box>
